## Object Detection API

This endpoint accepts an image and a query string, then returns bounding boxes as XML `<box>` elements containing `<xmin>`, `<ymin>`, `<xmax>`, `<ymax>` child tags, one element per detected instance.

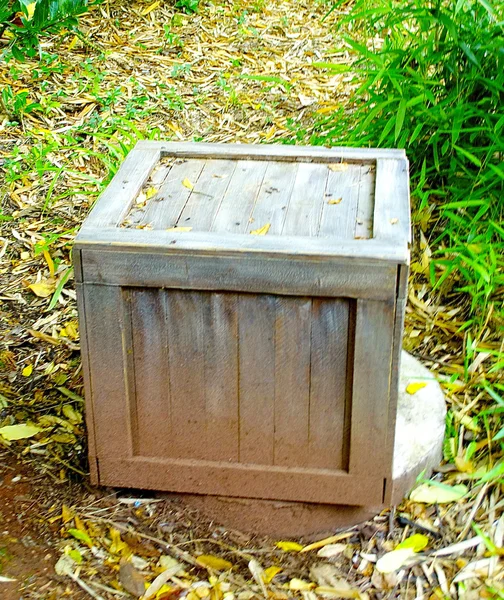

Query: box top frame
<box><xmin>76</xmin><ymin>141</ymin><xmax>411</xmax><ymax>265</ymax></box>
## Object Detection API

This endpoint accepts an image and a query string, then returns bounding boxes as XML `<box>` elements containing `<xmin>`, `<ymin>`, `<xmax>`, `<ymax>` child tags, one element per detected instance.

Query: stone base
<box><xmin>170</xmin><ymin>351</ymin><xmax>446</xmax><ymax>537</ymax></box>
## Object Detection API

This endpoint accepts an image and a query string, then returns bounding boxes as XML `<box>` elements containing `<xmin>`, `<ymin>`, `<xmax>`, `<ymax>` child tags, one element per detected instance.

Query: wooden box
<box><xmin>74</xmin><ymin>141</ymin><xmax>410</xmax><ymax>509</ymax></box>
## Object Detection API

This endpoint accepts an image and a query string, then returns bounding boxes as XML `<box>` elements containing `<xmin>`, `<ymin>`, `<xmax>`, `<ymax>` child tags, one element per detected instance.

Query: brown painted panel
<box><xmin>130</xmin><ymin>289</ymin><xmax>172</xmax><ymax>458</ymax></box>
<box><xmin>308</xmin><ymin>299</ymin><xmax>350</xmax><ymax>470</ymax></box>
<box><xmin>273</xmin><ymin>297</ymin><xmax>312</xmax><ymax>467</ymax></box>
<box><xmin>238</xmin><ymin>294</ymin><xmax>276</xmax><ymax>465</ymax></box>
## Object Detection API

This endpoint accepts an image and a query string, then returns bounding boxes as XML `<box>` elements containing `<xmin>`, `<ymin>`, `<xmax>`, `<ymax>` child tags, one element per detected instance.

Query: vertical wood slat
<box><xmin>130</xmin><ymin>289</ymin><xmax>172</xmax><ymax>458</ymax></box>
<box><xmin>203</xmin><ymin>293</ymin><xmax>240</xmax><ymax>462</ymax></box>
<box><xmin>309</xmin><ymin>299</ymin><xmax>350</xmax><ymax>470</ymax></box>
<box><xmin>164</xmin><ymin>291</ymin><xmax>207</xmax><ymax>460</ymax></box>
<box><xmin>373</xmin><ymin>158</ymin><xmax>411</xmax><ymax>244</ymax></box>
<box><xmin>318</xmin><ymin>165</ymin><xmax>361</xmax><ymax>237</ymax></box>
<box><xmin>177</xmin><ymin>160</ymin><xmax>237</xmax><ymax>231</ymax></box>
<box><xmin>349</xmin><ymin>299</ymin><xmax>395</xmax><ymax>477</ymax></box>
<box><xmin>238</xmin><ymin>294</ymin><xmax>276</xmax><ymax>464</ymax></box>
<box><xmin>354</xmin><ymin>164</ymin><xmax>375</xmax><ymax>240</ymax></box>
<box><xmin>273</xmin><ymin>297</ymin><xmax>312</xmax><ymax>467</ymax></box>
<box><xmin>211</xmin><ymin>160</ymin><xmax>269</xmax><ymax>233</ymax></box>
<box><xmin>82</xmin><ymin>284</ymin><xmax>132</xmax><ymax>459</ymax></box>
<box><xmin>282</xmin><ymin>163</ymin><xmax>329</xmax><ymax>236</ymax></box>
<box><xmin>246</xmin><ymin>162</ymin><xmax>298</xmax><ymax>234</ymax></box>
<box><xmin>142</xmin><ymin>159</ymin><xmax>207</xmax><ymax>229</ymax></box>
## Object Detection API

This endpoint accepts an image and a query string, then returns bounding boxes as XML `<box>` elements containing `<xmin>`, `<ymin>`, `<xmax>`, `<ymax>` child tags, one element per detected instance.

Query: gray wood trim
<box><xmin>79</xmin><ymin>250</ymin><xmax>398</xmax><ymax>300</ymax></box>
<box><xmin>98</xmin><ymin>456</ymin><xmax>385</xmax><ymax>505</ymax></box>
<box><xmin>373</xmin><ymin>158</ymin><xmax>411</xmax><ymax>245</ymax></box>
<box><xmin>76</xmin><ymin>227</ymin><xmax>408</xmax><ymax>264</ymax></box>
<box><xmin>135</xmin><ymin>140</ymin><xmax>406</xmax><ymax>162</ymax></box>
<box><xmin>349</xmin><ymin>299</ymin><xmax>395</xmax><ymax>477</ymax></box>
<box><xmin>83</xmin><ymin>145</ymin><xmax>161</xmax><ymax>229</ymax></box>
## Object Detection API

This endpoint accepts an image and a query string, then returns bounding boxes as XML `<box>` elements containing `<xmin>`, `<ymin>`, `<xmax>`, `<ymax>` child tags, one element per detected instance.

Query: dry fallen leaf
<box><xmin>263</xmin><ymin>565</ymin><xmax>282</xmax><ymax>583</ymax></box>
<box><xmin>406</xmin><ymin>382</ymin><xmax>427</xmax><ymax>395</ymax></box>
<box><xmin>390</xmin><ymin>218</ymin><xmax>399</xmax><ymax>224</ymax></box>
<box><xmin>328</xmin><ymin>163</ymin><xmax>348</xmax><ymax>172</ymax></box>
<box><xmin>196</xmin><ymin>555</ymin><xmax>233</xmax><ymax>571</ymax></box>
<box><xmin>28</xmin><ymin>279</ymin><xmax>56</xmax><ymax>297</ymax></box>
<box><xmin>301</xmin><ymin>533</ymin><xmax>352</xmax><ymax>553</ymax></box>
<box><xmin>166</xmin><ymin>227</ymin><xmax>193</xmax><ymax>232</ymax></box>
<box><xmin>22</xmin><ymin>364</ymin><xmax>33</xmax><ymax>377</ymax></box>
<box><xmin>327</xmin><ymin>197</ymin><xmax>342</xmax><ymax>205</ymax></box>
<box><xmin>182</xmin><ymin>178</ymin><xmax>194</xmax><ymax>190</ymax></box>
<box><xmin>276</xmin><ymin>540</ymin><xmax>303</xmax><ymax>552</ymax></box>
<box><xmin>410</xmin><ymin>483</ymin><xmax>468</xmax><ymax>504</ymax></box>
<box><xmin>119</xmin><ymin>560</ymin><xmax>145</xmax><ymax>597</ymax></box>
<box><xmin>0</xmin><ymin>424</ymin><xmax>42</xmax><ymax>441</ymax></box>
<box><xmin>250</xmin><ymin>223</ymin><xmax>271</xmax><ymax>235</ymax></box>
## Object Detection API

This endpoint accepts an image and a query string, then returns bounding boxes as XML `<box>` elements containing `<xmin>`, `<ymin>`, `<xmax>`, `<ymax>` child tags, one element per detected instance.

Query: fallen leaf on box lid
<box><xmin>328</xmin><ymin>163</ymin><xmax>348</xmax><ymax>172</ymax></box>
<box><xmin>327</xmin><ymin>197</ymin><xmax>342</xmax><ymax>205</ymax></box>
<box><xmin>166</xmin><ymin>226</ymin><xmax>193</xmax><ymax>232</ymax></box>
<box><xmin>120</xmin><ymin>560</ymin><xmax>146</xmax><ymax>597</ymax></box>
<box><xmin>410</xmin><ymin>482</ymin><xmax>467</xmax><ymax>504</ymax></box>
<box><xmin>0</xmin><ymin>423</ymin><xmax>42</xmax><ymax>441</ymax></box>
<box><xmin>250</xmin><ymin>223</ymin><xmax>271</xmax><ymax>235</ymax></box>
<box><xmin>182</xmin><ymin>178</ymin><xmax>194</xmax><ymax>190</ymax></box>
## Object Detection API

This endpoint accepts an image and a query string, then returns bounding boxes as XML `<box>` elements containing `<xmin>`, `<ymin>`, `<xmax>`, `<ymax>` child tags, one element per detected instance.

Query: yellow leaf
<box><xmin>390</xmin><ymin>217</ymin><xmax>399</xmax><ymax>225</ymax></box>
<box><xmin>28</xmin><ymin>279</ymin><xmax>56</xmax><ymax>298</ymax></box>
<box><xmin>22</xmin><ymin>364</ymin><xmax>33</xmax><ymax>377</ymax></box>
<box><xmin>64</xmin><ymin>321</ymin><xmax>78</xmax><ymax>340</ymax></box>
<box><xmin>263</xmin><ymin>566</ymin><xmax>282</xmax><ymax>583</ymax></box>
<box><xmin>275</xmin><ymin>541</ymin><xmax>303</xmax><ymax>552</ymax></box>
<box><xmin>182</xmin><ymin>178</ymin><xmax>194</xmax><ymax>190</ymax></box>
<box><xmin>25</xmin><ymin>2</ymin><xmax>37</xmax><ymax>20</ymax></box>
<box><xmin>196</xmin><ymin>555</ymin><xmax>233</xmax><ymax>571</ymax></box>
<box><xmin>406</xmin><ymin>382</ymin><xmax>427</xmax><ymax>395</ymax></box>
<box><xmin>410</xmin><ymin>483</ymin><xmax>467</xmax><ymax>504</ymax></box>
<box><xmin>43</xmin><ymin>250</ymin><xmax>55</xmax><ymax>277</ymax></box>
<box><xmin>289</xmin><ymin>579</ymin><xmax>315</xmax><ymax>591</ymax></box>
<box><xmin>145</xmin><ymin>186</ymin><xmax>158</xmax><ymax>199</ymax></box>
<box><xmin>250</xmin><ymin>223</ymin><xmax>271</xmax><ymax>235</ymax></box>
<box><xmin>300</xmin><ymin>532</ymin><xmax>352</xmax><ymax>553</ymax></box>
<box><xmin>327</xmin><ymin>197</ymin><xmax>342</xmax><ymax>205</ymax></box>
<box><xmin>396</xmin><ymin>534</ymin><xmax>429</xmax><ymax>552</ymax></box>
<box><xmin>328</xmin><ymin>163</ymin><xmax>348</xmax><ymax>172</ymax></box>
<box><xmin>62</xmin><ymin>405</ymin><xmax>83</xmax><ymax>425</ymax></box>
<box><xmin>376</xmin><ymin>548</ymin><xmax>415</xmax><ymax>573</ymax></box>
<box><xmin>20</xmin><ymin>251</ymin><xmax>30</xmax><ymax>260</ymax></box>
<box><xmin>67</xmin><ymin>35</ymin><xmax>78</xmax><ymax>51</ymax></box>
<box><xmin>62</xmin><ymin>504</ymin><xmax>73</xmax><ymax>524</ymax></box>
<box><xmin>68</xmin><ymin>528</ymin><xmax>93</xmax><ymax>548</ymax></box>
<box><xmin>141</xmin><ymin>0</ymin><xmax>160</xmax><ymax>15</ymax></box>
<box><xmin>109</xmin><ymin>527</ymin><xmax>129</xmax><ymax>555</ymax></box>
<box><xmin>74</xmin><ymin>515</ymin><xmax>87</xmax><ymax>533</ymax></box>
<box><xmin>0</xmin><ymin>424</ymin><xmax>42</xmax><ymax>441</ymax></box>
<box><xmin>166</xmin><ymin>227</ymin><xmax>193</xmax><ymax>232</ymax></box>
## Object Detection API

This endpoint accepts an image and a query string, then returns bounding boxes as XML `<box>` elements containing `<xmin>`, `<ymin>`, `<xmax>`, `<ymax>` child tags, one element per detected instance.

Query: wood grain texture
<box><xmin>176</xmin><ymin>159</ymin><xmax>237</xmax><ymax>231</ymax></box>
<box><xmin>129</xmin><ymin>289</ymin><xmax>172</xmax><ymax>458</ymax></box>
<box><xmin>354</xmin><ymin>165</ymin><xmax>375</xmax><ymax>240</ymax></box>
<box><xmin>318</xmin><ymin>164</ymin><xmax>361</xmax><ymax>238</ymax></box>
<box><xmin>349</xmin><ymin>299</ymin><xmax>395</xmax><ymax>477</ymax></box>
<box><xmin>84</xmin><ymin>145</ymin><xmax>160</xmax><ymax>229</ymax></box>
<box><xmin>98</xmin><ymin>455</ymin><xmax>386</xmax><ymax>505</ymax></box>
<box><xmin>282</xmin><ymin>163</ymin><xmax>329</xmax><ymax>236</ymax></box>
<box><xmin>309</xmin><ymin>299</ymin><xmax>350</xmax><ymax>470</ymax></box>
<box><xmin>80</xmin><ymin>249</ymin><xmax>398</xmax><ymax>300</ymax></box>
<box><xmin>273</xmin><ymin>297</ymin><xmax>312</xmax><ymax>467</ymax></box>
<box><xmin>211</xmin><ymin>160</ymin><xmax>268</xmax><ymax>233</ymax></box>
<box><xmin>373</xmin><ymin>158</ymin><xmax>411</xmax><ymax>245</ymax></box>
<box><xmin>238</xmin><ymin>294</ymin><xmax>276</xmax><ymax>464</ymax></box>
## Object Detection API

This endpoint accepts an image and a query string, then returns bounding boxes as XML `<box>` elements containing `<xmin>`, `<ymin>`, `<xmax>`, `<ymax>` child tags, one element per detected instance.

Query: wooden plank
<box><xmin>84</xmin><ymin>145</ymin><xmax>160</xmax><ymax>229</ymax></box>
<box><xmin>354</xmin><ymin>164</ymin><xmax>375</xmax><ymax>240</ymax></box>
<box><xmin>81</xmin><ymin>284</ymin><xmax>131</xmax><ymax>459</ymax></box>
<box><xmin>140</xmin><ymin>159</ymin><xmax>206</xmax><ymax>229</ymax></box>
<box><xmin>373</xmin><ymin>158</ymin><xmax>411</xmax><ymax>244</ymax></box>
<box><xmin>80</xmin><ymin>249</ymin><xmax>398</xmax><ymax>300</ymax></box>
<box><xmin>349</xmin><ymin>299</ymin><xmax>395</xmax><ymax>477</ymax></box>
<box><xmin>318</xmin><ymin>164</ymin><xmax>361</xmax><ymax>238</ymax></box>
<box><xmin>98</xmin><ymin>455</ymin><xmax>386</xmax><ymax>506</ymax></box>
<box><xmin>203</xmin><ymin>293</ymin><xmax>240</xmax><ymax>462</ymax></box>
<box><xmin>309</xmin><ymin>299</ymin><xmax>350</xmax><ymax>470</ymax></box>
<box><xmin>75</xmin><ymin>279</ymin><xmax>98</xmax><ymax>482</ymax></box>
<box><xmin>76</xmin><ymin>225</ymin><xmax>409</xmax><ymax>264</ymax></box>
<box><xmin>129</xmin><ymin>289</ymin><xmax>172</xmax><ymax>458</ymax></box>
<box><xmin>176</xmin><ymin>159</ymin><xmax>237</xmax><ymax>231</ymax></box>
<box><xmin>136</xmin><ymin>139</ymin><xmax>407</xmax><ymax>161</ymax></box>
<box><xmin>164</xmin><ymin>290</ymin><xmax>207</xmax><ymax>460</ymax></box>
<box><xmin>246</xmin><ymin>161</ymin><xmax>298</xmax><ymax>234</ymax></box>
<box><xmin>238</xmin><ymin>294</ymin><xmax>276</xmax><ymax>464</ymax></box>
<box><xmin>282</xmin><ymin>163</ymin><xmax>329</xmax><ymax>236</ymax></box>
<box><xmin>273</xmin><ymin>297</ymin><xmax>311</xmax><ymax>467</ymax></box>
<box><xmin>211</xmin><ymin>160</ymin><xmax>268</xmax><ymax>233</ymax></box>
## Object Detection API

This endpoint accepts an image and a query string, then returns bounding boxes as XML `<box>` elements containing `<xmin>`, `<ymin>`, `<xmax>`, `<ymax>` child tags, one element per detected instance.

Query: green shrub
<box><xmin>313</xmin><ymin>0</ymin><xmax>504</xmax><ymax>318</ymax></box>
<box><xmin>0</xmin><ymin>0</ymin><xmax>93</xmax><ymax>58</ymax></box>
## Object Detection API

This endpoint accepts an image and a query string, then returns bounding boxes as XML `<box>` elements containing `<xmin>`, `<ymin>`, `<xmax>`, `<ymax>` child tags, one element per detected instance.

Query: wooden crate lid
<box><xmin>77</xmin><ymin>142</ymin><xmax>410</xmax><ymax>264</ymax></box>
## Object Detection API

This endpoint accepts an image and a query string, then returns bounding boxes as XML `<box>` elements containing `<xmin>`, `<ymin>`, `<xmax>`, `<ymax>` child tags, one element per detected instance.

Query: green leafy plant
<box><xmin>313</xmin><ymin>0</ymin><xmax>504</xmax><ymax>320</ymax></box>
<box><xmin>0</xmin><ymin>0</ymin><xmax>95</xmax><ymax>58</ymax></box>
<box><xmin>175</xmin><ymin>0</ymin><xmax>199</xmax><ymax>14</ymax></box>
